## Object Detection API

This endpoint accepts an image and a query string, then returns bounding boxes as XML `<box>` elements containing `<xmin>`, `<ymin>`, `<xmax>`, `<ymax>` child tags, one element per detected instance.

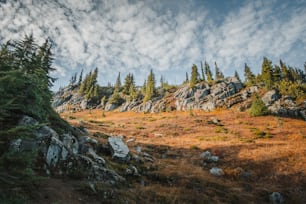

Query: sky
<box><xmin>1</xmin><ymin>0</ymin><xmax>306</xmax><ymax>90</ymax></box>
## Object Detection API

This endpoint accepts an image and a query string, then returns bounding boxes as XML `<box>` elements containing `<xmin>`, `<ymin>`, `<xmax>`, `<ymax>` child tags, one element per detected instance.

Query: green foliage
<box><xmin>79</xmin><ymin>67</ymin><xmax>99</xmax><ymax>99</ymax></box>
<box><xmin>277</xmin><ymin>80</ymin><xmax>306</xmax><ymax>100</ymax></box>
<box><xmin>143</xmin><ymin>69</ymin><xmax>156</xmax><ymax>102</ymax></box>
<box><xmin>249</xmin><ymin>95</ymin><xmax>269</xmax><ymax>117</ymax></box>
<box><xmin>123</xmin><ymin>73</ymin><xmax>136</xmax><ymax>100</ymax></box>
<box><xmin>114</xmin><ymin>72</ymin><xmax>121</xmax><ymax>91</ymax></box>
<box><xmin>108</xmin><ymin>90</ymin><xmax>123</xmax><ymax>105</ymax></box>
<box><xmin>205</xmin><ymin>61</ymin><xmax>213</xmax><ymax>83</ymax></box>
<box><xmin>0</xmin><ymin>35</ymin><xmax>55</xmax><ymax>126</ymax></box>
<box><xmin>234</xmin><ymin>70</ymin><xmax>241</xmax><ymax>81</ymax></box>
<box><xmin>260</xmin><ymin>57</ymin><xmax>274</xmax><ymax>89</ymax></box>
<box><xmin>190</xmin><ymin>64</ymin><xmax>199</xmax><ymax>88</ymax></box>
<box><xmin>214</xmin><ymin>62</ymin><xmax>224</xmax><ymax>80</ymax></box>
<box><xmin>244</xmin><ymin>63</ymin><xmax>256</xmax><ymax>86</ymax></box>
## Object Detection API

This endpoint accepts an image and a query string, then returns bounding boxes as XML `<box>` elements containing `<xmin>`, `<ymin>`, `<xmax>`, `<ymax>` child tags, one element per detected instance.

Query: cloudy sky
<box><xmin>1</xmin><ymin>0</ymin><xmax>306</xmax><ymax>90</ymax></box>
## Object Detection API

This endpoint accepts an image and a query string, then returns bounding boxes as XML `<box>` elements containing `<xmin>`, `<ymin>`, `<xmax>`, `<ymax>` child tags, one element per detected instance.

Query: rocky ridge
<box><xmin>53</xmin><ymin>77</ymin><xmax>306</xmax><ymax>120</ymax></box>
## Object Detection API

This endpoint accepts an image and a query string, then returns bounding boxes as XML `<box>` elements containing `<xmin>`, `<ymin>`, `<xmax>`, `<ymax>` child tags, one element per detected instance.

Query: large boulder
<box><xmin>11</xmin><ymin>115</ymin><xmax>124</xmax><ymax>184</ymax></box>
<box><xmin>108</xmin><ymin>136</ymin><xmax>130</xmax><ymax>162</ymax></box>
<box><xmin>262</xmin><ymin>90</ymin><xmax>280</xmax><ymax>106</ymax></box>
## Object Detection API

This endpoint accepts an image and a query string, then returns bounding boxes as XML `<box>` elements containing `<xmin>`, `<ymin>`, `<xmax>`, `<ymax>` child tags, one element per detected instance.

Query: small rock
<box><xmin>108</xmin><ymin>136</ymin><xmax>130</xmax><ymax>162</ymax></box>
<box><xmin>200</xmin><ymin>151</ymin><xmax>211</xmax><ymax>159</ymax></box>
<box><xmin>209</xmin><ymin>156</ymin><xmax>219</xmax><ymax>162</ymax></box>
<box><xmin>126</xmin><ymin>138</ymin><xmax>135</xmax><ymax>143</ymax></box>
<box><xmin>126</xmin><ymin>165</ymin><xmax>140</xmax><ymax>176</ymax></box>
<box><xmin>10</xmin><ymin>139</ymin><xmax>22</xmax><ymax>152</ymax></box>
<box><xmin>134</xmin><ymin>146</ymin><xmax>142</xmax><ymax>153</ymax></box>
<box><xmin>269</xmin><ymin>192</ymin><xmax>284</xmax><ymax>204</ymax></box>
<box><xmin>210</xmin><ymin>167</ymin><xmax>224</xmax><ymax>176</ymax></box>
<box><xmin>200</xmin><ymin>151</ymin><xmax>219</xmax><ymax>162</ymax></box>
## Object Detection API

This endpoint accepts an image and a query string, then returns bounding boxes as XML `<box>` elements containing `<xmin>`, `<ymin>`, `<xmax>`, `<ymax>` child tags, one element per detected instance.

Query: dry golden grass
<box><xmin>61</xmin><ymin>109</ymin><xmax>306</xmax><ymax>203</ymax></box>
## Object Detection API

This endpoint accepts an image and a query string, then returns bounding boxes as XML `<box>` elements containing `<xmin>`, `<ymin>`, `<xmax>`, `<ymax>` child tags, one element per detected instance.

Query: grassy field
<box><xmin>59</xmin><ymin>109</ymin><xmax>306</xmax><ymax>203</ymax></box>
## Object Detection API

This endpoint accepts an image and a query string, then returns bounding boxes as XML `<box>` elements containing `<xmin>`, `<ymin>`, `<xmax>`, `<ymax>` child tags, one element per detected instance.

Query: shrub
<box><xmin>249</xmin><ymin>95</ymin><xmax>268</xmax><ymax>116</ymax></box>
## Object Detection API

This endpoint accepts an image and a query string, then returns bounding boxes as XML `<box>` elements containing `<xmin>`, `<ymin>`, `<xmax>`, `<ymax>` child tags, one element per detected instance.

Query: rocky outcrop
<box><xmin>108</xmin><ymin>136</ymin><xmax>130</xmax><ymax>162</ymax></box>
<box><xmin>174</xmin><ymin>77</ymin><xmax>243</xmax><ymax>111</ymax></box>
<box><xmin>10</xmin><ymin>115</ymin><xmax>124</xmax><ymax>184</ymax></box>
<box><xmin>262</xmin><ymin>92</ymin><xmax>306</xmax><ymax>120</ymax></box>
<box><xmin>52</xmin><ymin>77</ymin><xmax>306</xmax><ymax>120</ymax></box>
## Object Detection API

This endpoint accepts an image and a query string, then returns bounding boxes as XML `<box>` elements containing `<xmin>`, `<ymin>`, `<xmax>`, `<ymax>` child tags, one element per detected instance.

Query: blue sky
<box><xmin>1</xmin><ymin>0</ymin><xmax>306</xmax><ymax>90</ymax></box>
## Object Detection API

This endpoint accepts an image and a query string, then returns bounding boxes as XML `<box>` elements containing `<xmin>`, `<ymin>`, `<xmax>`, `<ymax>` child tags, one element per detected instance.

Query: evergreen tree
<box><xmin>79</xmin><ymin>67</ymin><xmax>99</xmax><ymax>99</ymax></box>
<box><xmin>142</xmin><ymin>80</ymin><xmax>147</xmax><ymax>95</ymax></box>
<box><xmin>214</xmin><ymin>62</ymin><xmax>224</xmax><ymax>80</ymax></box>
<box><xmin>205</xmin><ymin>61</ymin><xmax>213</xmax><ymax>83</ymax></box>
<box><xmin>190</xmin><ymin>64</ymin><xmax>199</xmax><ymax>88</ymax></box>
<box><xmin>280</xmin><ymin>60</ymin><xmax>291</xmax><ymax>81</ymax></box>
<box><xmin>244</xmin><ymin>63</ymin><xmax>256</xmax><ymax>86</ymax></box>
<box><xmin>201</xmin><ymin>61</ymin><xmax>205</xmax><ymax>81</ymax></box>
<box><xmin>234</xmin><ymin>70</ymin><xmax>241</xmax><ymax>81</ymax></box>
<box><xmin>249</xmin><ymin>94</ymin><xmax>268</xmax><ymax>116</ymax></box>
<box><xmin>144</xmin><ymin>69</ymin><xmax>156</xmax><ymax>102</ymax></box>
<box><xmin>261</xmin><ymin>57</ymin><xmax>274</xmax><ymax>89</ymax></box>
<box><xmin>114</xmin><ymin>72</ymin><xmax>121</xmax><ymax>91</ymax></box>
<box><xmin>78</xmin><ymin>69</ymin><xmax>83</xmax><ymax>85</ymax></box>
<box><xmin>69</xmin><ymin>73</ymin><xmax>77</xmax><ymax>85</ymax></box>
<box><xmin>185</xmin><ymin>72</ymin><xmax>189</xmax><ymax>83</ymax></box>
<box><xmin>123</xmin><ymin>73</ymin><xmax>136</xmax><ymax>96</ymax></box>
<box><xmin>0</xmin><ymin>35</ymin><xmax>55</xmax><ymax>124</ymax></box>
<box><xmin>273</xmin><ymin>65</ymin><xmax>282</xmax><ymax>83</ymax></box>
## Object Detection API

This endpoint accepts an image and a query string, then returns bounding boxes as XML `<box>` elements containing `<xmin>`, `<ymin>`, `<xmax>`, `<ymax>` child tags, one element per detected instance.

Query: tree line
<box><xmin>72</xmin><ymin>57</ymin><xmax>305</xmax><ymax>106</ymax></box>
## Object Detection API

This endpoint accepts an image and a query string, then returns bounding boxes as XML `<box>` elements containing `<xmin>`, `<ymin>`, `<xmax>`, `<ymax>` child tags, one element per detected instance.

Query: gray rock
<box><xmin>126</xmin><ymin>165</ymin><xmax>140</xmax><ymax>176</ymax></box>
<box><xmin>19</xmin><ymin>115</ymin><xmax>39</xmax><ymax>126</ymax></box>
<box><xmin>87</xmin><ymin>147</ymin><xmax>106</xmax><ymax>165</ymax></box>
<box><xmin>200</xmin><ymin>150</ymin><xmax>219</xmax><ymax>162</ymax></box>
<box><xmin>62</xmin><ymin>133</ymin><xmax>79</xmax><ymax>154</ymax></box>
<box><xmin>210</xmin><ymin>167</ymin><xmax>224</xmax><ymax>176</ymax></box>
<box><xmin>108</xmin><ymin>136</ymin><xmax>130</xmax><ymax>162</ymax></box>
<box><xmin>269</xmin><ymin>192</ymin><xmax>284</xmax><ymax>204</ymax></box>
<box><xmin>80</xmin><ymin>99</ymin><xmax>88</xmax><ymax>110</ymax></box>
<box><xmin>200</xmin><ymin>151</ymin><xmax>211</xmax><ymax>159</ymax></box>
<box><xmin>300</xmin><ymin>109</ymin><xmax>306</xmax><ymax>120</ymax></box>
<box><xmin>9</xmin><ymin>139</ymin><xmax>22</xmax><ymax>152</ymax></box>
<box><xmin>105</xmin><ymin>103</ymin><xmax>118</xmax><ymax>111</ymax></box>
<box><xmin>46</xmin><ymin>137</ymin><xmax>64</xmax><ymax>167</ymax></box>
<box><xmin>262</xmin><ymin>90</ymin><xmax>280</xmax><ymax>106</ymax></box>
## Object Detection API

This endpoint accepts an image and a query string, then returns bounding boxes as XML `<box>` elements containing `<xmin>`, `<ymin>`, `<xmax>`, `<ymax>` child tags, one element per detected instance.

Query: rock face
<box><xmin>108</xmin><ymin>136</ymin><xmax>130</xmax><ymax>162</ymax></box>
<box><xmin>12</xmin><ymin>115</ymin><xmax>124</xmax><ymax>184</ymax></box>
<box><xmin>174</xmin><ymin>77</ymin><xmax>243</xmax><ymax>111</ymax></box>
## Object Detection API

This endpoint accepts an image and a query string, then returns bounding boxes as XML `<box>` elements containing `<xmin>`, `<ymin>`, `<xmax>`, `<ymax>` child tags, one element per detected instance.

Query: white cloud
<box><xmin>0</xmin><ymin>0</ymin><xmax>305</xmax><ymax>89</ymax></box>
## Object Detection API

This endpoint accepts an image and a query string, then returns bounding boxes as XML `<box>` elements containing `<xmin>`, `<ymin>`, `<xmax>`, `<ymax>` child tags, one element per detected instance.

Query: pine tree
<box><xmin>142</xmin><ymin>80</ymin><xmax>147</xmax><ymax>95</ymax></box>
<box><xmin>215</xmin><ymin>62</ymin><xmax>224</xmax><ymax>80</ymax></box>
<box><xmin>79</xmin><ymin>68</ymin><xmax>99</xmax><ymax>99</ymax></box>
<box><xmin>190</xmin><ymin>64</ymin><xmax>199</xmax><ymax>88</ymax></box>
<box><xmin>78</xmin><ymin>69</ymin><xmax>83</xmax><ymax>85</ymax></box>
<box><xmin>205</xmin><ymin>61</ymin><xmax>213</xmax><ymax>83</ymax></box>
<box><xmin>69</xmin><ymin>73</ymin><xmax>77</xmax><ymax>85</ymax></box>
<box><xmin>185</xmin><ymin>72</ymin><xmax>189</xmax><ymax>83</ymax></box>
<box><xmin>234</xmin><ymin>70</ymin><xmax>241</xmax><ymax>81</ymax></box>
<box><xmin>144</xmin><ymin>69</ymin><xmax>156</xmax><ymax>102</ymax></box>
<box><xmin>273</xmin><ymin>65</ymin><xmax>281</xmax><ymax>83</ymax></box>
<box><xmin>0</xmin><ymin>35</ymin><xmax>55</xmax><ymax>123</ymax></box>
<box><xmin>114</xmin><ymin>72</ymin><xmax>121</xmax><ymax>91</ymax></box>
<box><xmin>261</xmin><ymin>57</ymin><xmax>274</xmax><ymax>89</ymax></box>
<box><xmin>244</xmin><ymin>63</ymin><xmax>255</xmax><ymax>86</ymax></box>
